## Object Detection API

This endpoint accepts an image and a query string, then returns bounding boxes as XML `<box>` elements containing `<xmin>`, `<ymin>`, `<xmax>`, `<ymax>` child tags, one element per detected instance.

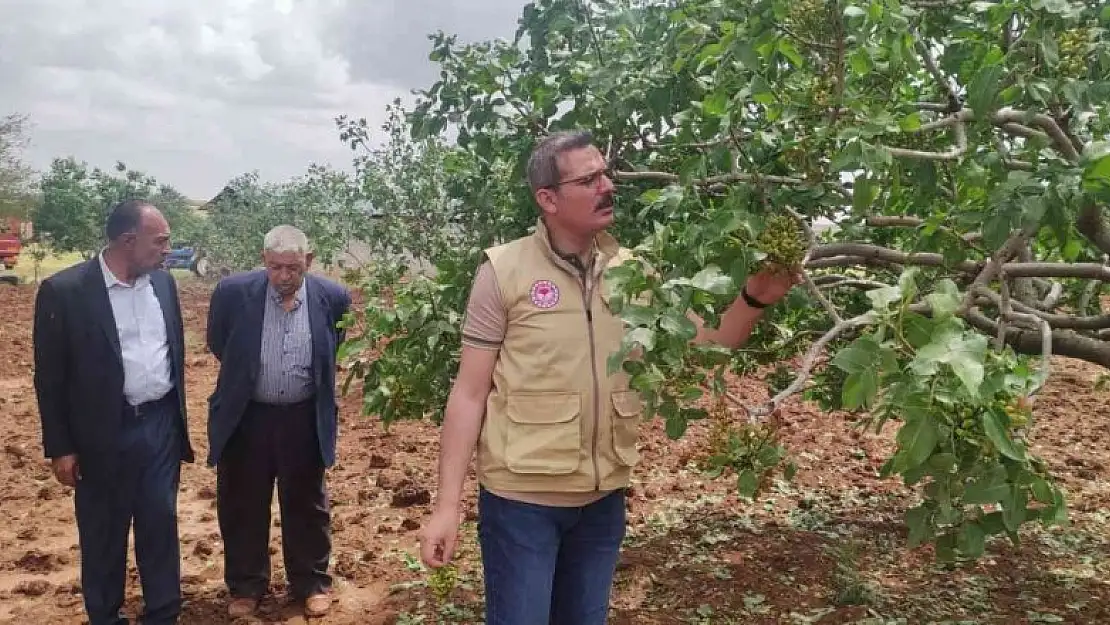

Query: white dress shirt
<box><xmin>99</xmin><ymin>253</ymin><xmax>174</xmax><ymax>406</ymax></box>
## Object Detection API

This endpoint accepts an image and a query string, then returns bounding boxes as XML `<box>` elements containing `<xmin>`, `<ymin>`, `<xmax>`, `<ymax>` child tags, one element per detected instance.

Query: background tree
<box><xmin>200</xmin><ymin>165</ymin><xmax>370</xmax><ymax>273</ymax></box>
<box><xmin>339</xmin><ymin>0</ymin><xmax>1110</xmax><ymax>562</ymax></box>
<box><xmin>0</xmin><ymin>113</ymin><xmax>38</xmax><ymax>220</ymax></box>
<box><xmin>34</xmin><ymin>158</ymin><xmax>205</xmax><ymax>257</ymax></box>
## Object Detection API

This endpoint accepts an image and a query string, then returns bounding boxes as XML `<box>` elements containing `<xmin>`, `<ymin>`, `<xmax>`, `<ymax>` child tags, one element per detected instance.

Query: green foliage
<box><xmin>336</xmin><ymin>0</ymin><xmax>1110</xmax><ymax>562</ymax></box>
<box><xmin>340</xmin><ymin>249</ymin><xmax>480</xmax><ymax>426</ymax></box>
<box><xmin>34</xmin><ymin>158</ymin><xmax>204</xmax><ymax>257</ymax></box>
<box><xmin>843</xmin><ymin>269</ymin><xmax>1067</xmax><ymax>563</ymax></box>
<box><xmin>0</xmin><ymin>113</ymin><xmax>38</xmax><ymax>220</ymax></box>
<box><xmin>200</xmin><ymin>165</ymin><xmax>368</xmax><ymax>272</ymax></box>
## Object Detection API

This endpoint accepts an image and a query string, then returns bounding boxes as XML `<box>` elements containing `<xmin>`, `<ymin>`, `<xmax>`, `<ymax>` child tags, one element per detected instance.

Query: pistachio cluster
<box><xmin>755</xmin><ymin>213</ymin><xmax>808</xmax><ymax>268</ymax></box>
<box><xmin>1058</xmin><ymin>28</ymin><xmax>1092</xmax><ymax>79</ymax></box>
<box><xmin>427</xmin><ymin>563</ymin><xmax>458</xmax><ymax>603</ymax></box>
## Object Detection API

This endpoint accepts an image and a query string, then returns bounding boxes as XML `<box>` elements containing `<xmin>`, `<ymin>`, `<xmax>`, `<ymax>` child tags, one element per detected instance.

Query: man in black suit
<box><xmin>32</xmin><ymin>200</ymin><xmax>193</xmax><ymax>625</ymax></box>
<box><xmin>206</xmin><ymin>224</ymin><xmax>351</xmax><ymax>618</ymax></box>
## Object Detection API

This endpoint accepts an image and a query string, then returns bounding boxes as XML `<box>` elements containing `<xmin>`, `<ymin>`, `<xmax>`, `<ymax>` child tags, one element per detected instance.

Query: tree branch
<box><xmin>884</xmin><ymin>120</ymin><xmax>968</xmax><ymax>161</ymax></box>
<box><xmin>786</xmin><ymin>206</ymin><xmax>843</xmax><ymax>324</ymax></box>
<box><xmin>1002</xmin><ymin>263</ymin><xmax>1110</xmax><ymax>281</ymax></box>
<box><xmin>812</xmin><ymin>275</ymin><xmax>891</xmax><ymax>290</ymax></box>
<box><xmin>808</xmin><ymin>243</ymin><xmax>1110</xmax><ymax>281</ymax></box>
<box><xmin>1076</xmin><ymin>200</ymin><xmax>1110</xmax><ymax>257</ymax></box>
<box><xmin>808</xmin><ymin>243</ymin><xmax>980</xmax><ymax>272</ymax></box>
<box><xmin>730</xmin><ymin>312</ymin><xmax>878</xmax><ymax>419</ymax></box>
<box><xmin>1002</xmin><ymin>308</ymin><xmax>1053</xmax><ymax>394</ymax></box>
<box><xmin>992</xmin><ymin>107</ymin><xmax>1081</xmax><ymax>163</ymax></box>
<box><xmin>614</xmin><ymin>169</ymin><xmax>853</xmax><ymax>201</ymax></box>
<box><xmin>975</xmin><ymin>287</ymin><xmax>1110</xmax><ymax>330</ymax></box>
<box><xmin>998</xmin><ymin>122</ymin><xmax>1049</xmax><ymax>142</ymax></box>
<box><xmin>913</xmin><ymin>37</ymin><xmax>960</xmax><ymax>107</ymax></box>
<box><xmin>962</xmin><ymin>309</ymin><xmax>1110</xmax><ymax>367</ymax></box>
<box><xmin>615</xmin><ymin>169</ymin><xmax>805</xmax><ymax>187</ymax></box>
<box><xmin>865</xmin><ymin>215</ymin><xmax>982</xmax><ymax>243</ymax></box>
<box><xmin>958</xmin><ymin>231</ymin><xmax>1031</xmax><ymax>315</ymax></box>
<box><xmin>897</xmin><ymin>106</ymin><xmax>1078</xmax><ymax>162</ymax></box>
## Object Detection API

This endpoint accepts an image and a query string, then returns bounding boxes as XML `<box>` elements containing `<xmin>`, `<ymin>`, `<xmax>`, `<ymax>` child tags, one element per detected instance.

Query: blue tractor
<box><xmin>164</xmin><ymin>243</ymin><xmax>211</xmax><ymax>277</ymax></box>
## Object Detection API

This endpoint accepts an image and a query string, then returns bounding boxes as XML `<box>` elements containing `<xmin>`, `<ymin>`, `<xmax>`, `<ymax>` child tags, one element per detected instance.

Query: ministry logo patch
<box><xmin>529</xmin><ymin>279</ymin><xmax>561</xmax><ymax>309</ymax></box>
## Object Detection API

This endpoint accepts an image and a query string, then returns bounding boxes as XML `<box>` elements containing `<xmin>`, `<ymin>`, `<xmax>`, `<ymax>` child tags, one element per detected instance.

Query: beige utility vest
<box><xmin>477</xmin><ymin>221</ymin><xmax>644</xmax><ymax>493</ymax></box>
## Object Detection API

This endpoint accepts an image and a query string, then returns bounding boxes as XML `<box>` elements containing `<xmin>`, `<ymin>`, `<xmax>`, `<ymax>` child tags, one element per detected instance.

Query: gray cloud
<box><xmin>0</xmin><ymin>0</ymin><xmax>528</xmax><ymax>199</ymax></box>
<box><xmin>333</xmin><ymin>0</ymin><xmax>526</xmax><ymax>88</ymax></box>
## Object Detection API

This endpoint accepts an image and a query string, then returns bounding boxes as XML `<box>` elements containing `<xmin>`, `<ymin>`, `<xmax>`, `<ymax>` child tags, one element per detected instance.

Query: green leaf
<box><xmin>849</xmin><ymin>48</ymin><xmax>872</xmax><ymax>75</ymax></box>
<box><xmin>621</xmin><ymin>304</ymin><xmax>657</xmax><ymax>327</ymax></box>
<box><xmin>783</xmin><ymin>461</ymin><xmax>797</xmax><ymax>481</ymax></box>
<box><xmin>608</xmin><ymin>338</ymin><xmax>635</xmax><ymax>375</ymax></box>
<box><xmin>968</xmin><ymin>63</ymin><xmax>1003</xmax><ymax>116</ymax></box>
<box><xmin>1031</xmin><ymin>478</ymin><xmax>1055</xmax><ymax>504</ymax></box>
<box><xmin>958</xmin><ymin>521</ymin><xmax>986</xmax><ymax>558</ymax></box>
<box><xmin>902</xmin><ymin>312</ymin><xmax>936</xmax><ymax>348</ymax></box>
<box><xmin>776</xmin><ymin>39</ymin><xmax>803</xmax><ymax>66</ymax></box>
<box><xmin>627</xmin><ymin>327</ymin><xmax>656</xmax><ymax>351</ymax></box>
<box><xmin>866</xmin><ymin>285</ymin><xmax>902</xmax><ymax>310</ymax></box>
<box><xmin>843</xmin><ymin>5</ymin><xmax>866</xmax><ymax>18</ymax></box>
<box><xmin>664</xmin><ymin>405</ymin><xmax>688</xmax><ymax>439</ymax></box>
<box><xmin>703</xmin><ymin>89</ymin><xmax>729</xmax><ymax>117</ymax></box>
<box><xmin>690</xmin><ymin>266</ymin><xmax>733</xmax><ymax>295</ymax></box>
<box><xmin>982</xmin><ymin>410</ymin><xmax>1027</xmax><ymax>461</ymax></box>
<box><xmin>737</xmin><ymin>469</ymin><xmax>760</xmax><ymax>499</ymax></box>
<box><xmin>905</xmin><ymin>505</ymin><xmax>931</xmax><ymax>547</ymax></box>
<box><xmin>964</xmin><ymin>477</ymin><xmax>1010</xmax><ymax>504</ymax></box>
<box><xmin>893</xmin><ymin>414</ymin><xmax>939</xmax><ymax>472</ymax></box>
<box><xmin>832</xmin><ymin>336</ymin><xmax>895</xmax><ymax>410</ymax></box>
<box><xmin>924</xmin><ymin>280</ymin><xmax>960</xmax><ymax>320</ymax></box>
<box><xmin>912</xmin><ymin>332</ymin><xmax>988</xmax><ymax>396</ymax></box>
<box><xmin>1001</xmin><ymin>486</ymin><xmax>1027</xmax><ymax>532</ymax></box>
<box><xmin>831</xmin><ymin>141</ymin><xmax>864</xmax><ymax>172</ymax></box>
<box><xmin>983</xmin><ymin>211</ymin><xmax>1014</xmax><ymax>250</ymax></box>
<box><xmin>1081</xmin><ymin>143</ymin><xmax>1110</xmax><ymax>196</ymax></box>
<box><xmin>659</xmin><ymin>310</ymin><xmax>698</xmax><ymax>340</ymax></box>
<box><xmin>852</xmin><ymin>175</ymin><xmax>879</xmax><ymax>212</ymax></box>
<box><xmin>899</xmin><ymin>112</ymin><xmax>922</xmax><ymax>131</ymax></box>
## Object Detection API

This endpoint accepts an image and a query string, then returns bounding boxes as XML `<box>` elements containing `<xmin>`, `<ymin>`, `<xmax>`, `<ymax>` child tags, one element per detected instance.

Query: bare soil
<box><xmin>0</xmin><ymin>279</ymin><xmax>1108</xmax><ymax>624</ymax></box>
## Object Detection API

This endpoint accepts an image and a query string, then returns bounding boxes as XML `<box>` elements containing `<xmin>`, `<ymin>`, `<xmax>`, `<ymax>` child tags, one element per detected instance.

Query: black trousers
<box><xmin>75</xmin><ymin>391</ymin><xmax>183</xmax><ymax>625</ymax></box>
<box><xmin>216</xmin><ymin>398</ymin><xmax>331</xmax><ymax>599</ymax></box>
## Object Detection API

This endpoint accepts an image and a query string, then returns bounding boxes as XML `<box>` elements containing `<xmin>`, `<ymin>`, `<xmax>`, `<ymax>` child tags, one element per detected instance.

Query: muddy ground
<box><xmin>0</xmin><ymin>278</ymin><xmax>1108</xmax><ymax>624</ymax></box>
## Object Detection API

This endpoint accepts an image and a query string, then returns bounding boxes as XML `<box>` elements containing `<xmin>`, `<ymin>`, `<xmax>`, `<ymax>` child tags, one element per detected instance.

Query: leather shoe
<box><xmin>304</xmin><ymin>593</ymin><xmax>332</xmax><ymax>617</ymax></box>
<box><xmin>228</xmin><ymin>596</ymin><xmax>260</xmax><ymax>618</ymax></box>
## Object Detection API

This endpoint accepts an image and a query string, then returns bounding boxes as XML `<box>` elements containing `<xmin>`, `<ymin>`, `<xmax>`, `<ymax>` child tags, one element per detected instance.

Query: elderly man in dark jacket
<box><xmin>205</xmin><ymin>224</ymin><xmax>351</xmax><ymax>618</ymax></box>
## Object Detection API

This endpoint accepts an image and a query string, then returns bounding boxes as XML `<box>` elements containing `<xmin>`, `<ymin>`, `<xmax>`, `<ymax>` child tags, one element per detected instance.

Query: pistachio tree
<box><xmin>339</xmin><ymin>0</ymin><xmax>1110</xmax><ymax>562</ymax></box>
<box><xmin>35</xmin><ymin>158</ymin><xmax>205</xmax><ymax>257</ymax></box>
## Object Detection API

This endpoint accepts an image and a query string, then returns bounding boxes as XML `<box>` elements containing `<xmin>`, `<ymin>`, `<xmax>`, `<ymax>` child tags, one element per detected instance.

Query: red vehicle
<box><xmin>0</xmin><ymin>217</ymin><xmax>28</xmax><ymax>269</ymax></box>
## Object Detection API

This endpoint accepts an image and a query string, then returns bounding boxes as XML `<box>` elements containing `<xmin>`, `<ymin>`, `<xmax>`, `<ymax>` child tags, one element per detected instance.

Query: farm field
<box><xmin>1</xmin><ymin>278</ymin><xmax>1109</xmax><ymax>624</ymax></box>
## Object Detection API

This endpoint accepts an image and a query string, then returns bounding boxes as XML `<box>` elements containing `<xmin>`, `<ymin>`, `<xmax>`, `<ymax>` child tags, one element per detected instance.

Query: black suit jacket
<box><xmin>32</xmin><ymin>258</ymin><xmax>194</xmax><ymax>472</ymax></box>
<box><xmin>205</xmin><ymin>270</ymin><xmax>351</xmax><ymax>468</ymax></box>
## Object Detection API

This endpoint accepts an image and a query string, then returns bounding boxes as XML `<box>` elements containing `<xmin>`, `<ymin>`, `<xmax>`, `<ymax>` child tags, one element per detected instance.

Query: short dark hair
<box><xmin>527</xmin><ymin>130</ymin><xmax>596</xmax><ymax>192</ymax></box>
<box><xmin>105</xmin><ymin>199</ymin><xmax>152</xmax><ymax>241</ymax></box>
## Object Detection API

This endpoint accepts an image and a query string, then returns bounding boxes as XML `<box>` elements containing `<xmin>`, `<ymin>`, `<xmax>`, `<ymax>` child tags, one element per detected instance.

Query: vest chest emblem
<box><xmin>529</xmin><ymin>279</ymin><xmax>561</xmax><ymax>309</ymax></box>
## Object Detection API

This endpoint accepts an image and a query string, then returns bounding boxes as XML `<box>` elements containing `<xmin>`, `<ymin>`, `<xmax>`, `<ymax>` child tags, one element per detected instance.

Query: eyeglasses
<box><xmin>548</xmin><ymin>167</ymin><xmax>613</xmax><ymax>190</ymax></box>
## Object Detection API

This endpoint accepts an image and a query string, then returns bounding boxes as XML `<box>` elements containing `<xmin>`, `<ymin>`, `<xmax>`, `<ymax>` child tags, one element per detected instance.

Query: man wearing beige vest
<box><xmin>418</xmin><ymin>130</ymin><xmax>799</xmax><ymax>624</ymax></box>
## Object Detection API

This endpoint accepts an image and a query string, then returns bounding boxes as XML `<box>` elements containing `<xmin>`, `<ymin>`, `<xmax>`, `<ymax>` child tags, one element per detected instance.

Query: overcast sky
<box><xmin>0</xmin><ymin>0</ymin><xmax>528</xmax><ymax>200</ymax></box>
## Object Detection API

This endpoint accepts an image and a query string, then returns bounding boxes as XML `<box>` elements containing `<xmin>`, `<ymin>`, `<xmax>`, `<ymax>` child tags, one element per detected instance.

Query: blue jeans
<box><xmin>478</xmin><ymin>487</ymin><xmax>626</xmax><ymax>625</ymax></box>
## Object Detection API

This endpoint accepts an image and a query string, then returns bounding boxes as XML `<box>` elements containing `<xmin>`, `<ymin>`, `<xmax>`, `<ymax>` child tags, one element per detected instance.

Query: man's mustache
<box><xmin>596</xmin><ymin>194</ymin><xmax>614</xmax><ymax>211</ymax></box>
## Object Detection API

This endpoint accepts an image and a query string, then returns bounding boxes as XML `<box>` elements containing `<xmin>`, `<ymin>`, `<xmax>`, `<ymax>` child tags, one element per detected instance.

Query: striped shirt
<box><xmin>253</xmin><ymin>281</ymin><xmax>315</xmax><ymax>404</ymax></box>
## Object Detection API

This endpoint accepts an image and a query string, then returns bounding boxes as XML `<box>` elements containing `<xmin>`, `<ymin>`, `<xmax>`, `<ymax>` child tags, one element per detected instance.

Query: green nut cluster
<box><xmin>427</xmin><ymin>563</ymin><xmax>458</xmax><ymax>602</ymax></box>
<box><xmin>755</xmin><ymin>213</ymin><xmax>808</xmax><ymax>268</ymax></box>
<box><xmin>787</xmin><ymin>0</ymin><xmax>837</xmax><ymax>47</ymax></box>
<box><xmin>1058</xmin><ymin>28</ymin><xmax>1092</xmax><ymax>78</ymax></box>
